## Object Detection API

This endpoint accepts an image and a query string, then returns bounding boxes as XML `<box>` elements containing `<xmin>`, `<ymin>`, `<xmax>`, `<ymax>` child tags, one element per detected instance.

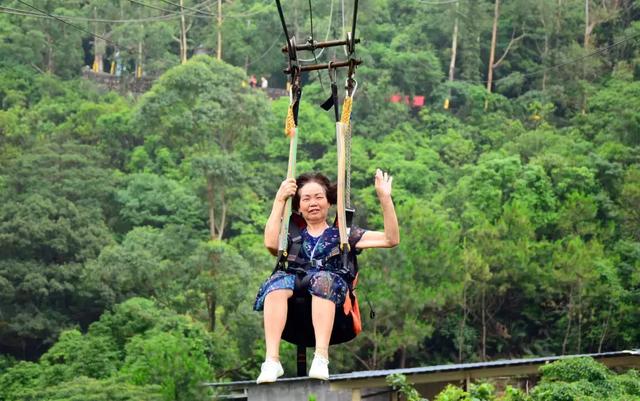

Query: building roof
<box><xmin>205</xmin><ymin>349</ymin><xmax>640</xmax><ymax>388</ymax></box>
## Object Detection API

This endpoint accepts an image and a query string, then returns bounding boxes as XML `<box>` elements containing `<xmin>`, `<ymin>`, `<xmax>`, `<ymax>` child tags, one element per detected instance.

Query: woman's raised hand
<box><xmin>275</xmin><ymin>178</ymin><xmax>297</xmax><ymax>202</ymax></box>
<box><xmin>374</xmin><ymin>169</ymin><xmax>393</xmax><ymax>199</ymax></box>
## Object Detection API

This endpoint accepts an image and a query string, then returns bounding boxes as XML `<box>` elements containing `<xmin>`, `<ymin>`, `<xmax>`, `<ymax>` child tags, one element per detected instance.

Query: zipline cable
<box><xmin>453</xmin><ymin>31</ymin><xmax>640</xmax><ymax>87</ymax></box>
<box><xmin>416</xmin><ymin>0</ymin><xmax>460</xmax><ymax>5</ymax></box>
<box><xmin>156</xmin><ymin>0</ymin><xmax>215</xmax><ymax>17</ymax></box>
<box><xmin>308</xmin><ymin>0</ymin><xmax>325</xmax><ymax>90</ymax></box>
<box><xmin>0</xmin><ymin>6</ymin><xmax>187</xmax><ymax>22</ymax></box>
<box><xmin>15</xmin><ymin>0</ymin><xmax>135</xmax><ymax>53</ymax></box>
<box><xmin>298</xmin><ymin>0</ymin><xmax>335</xmax><ymax>62</ymax></box>
<box><xmin>246</xmin><ymin>34</ymin><xmax>283</xmax><ymax>67</ymax></box>
<box><xmin>126</xmin><ymin>0</ymin><xmax>177</xmax><ymax>15</ymax></box>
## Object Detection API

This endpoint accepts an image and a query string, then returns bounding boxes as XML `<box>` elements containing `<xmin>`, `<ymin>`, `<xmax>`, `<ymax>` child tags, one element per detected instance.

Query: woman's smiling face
<box><xmin>298</xmin><ymin>181</ymin><xmax>330</xmax><ymax>223</ymax></box>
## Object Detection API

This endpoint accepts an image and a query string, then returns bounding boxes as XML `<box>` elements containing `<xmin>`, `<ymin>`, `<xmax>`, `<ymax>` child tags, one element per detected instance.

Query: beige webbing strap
<box><xmin>278</xmin><ymin>103</ymin><xmax>299</xmax><ymax>254</ymax></box>
<box><xmin>336</xmin><ymin>121</ymin><xmax>348</xmax><ymax>248</ymax></box>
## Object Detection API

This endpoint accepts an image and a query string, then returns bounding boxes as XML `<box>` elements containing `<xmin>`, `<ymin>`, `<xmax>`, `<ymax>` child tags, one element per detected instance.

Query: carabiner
<box><xmin>346</xmin><ymin>78</ymin><xmax>358</xmax><ymax>98</ymax></box>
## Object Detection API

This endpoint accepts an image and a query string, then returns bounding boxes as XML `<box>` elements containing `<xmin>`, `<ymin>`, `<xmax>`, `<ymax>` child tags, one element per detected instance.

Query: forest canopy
<box><xmin>0</xmin><ymin>0</ymin><xmax>639</xmax><ymax>399</ymax></box>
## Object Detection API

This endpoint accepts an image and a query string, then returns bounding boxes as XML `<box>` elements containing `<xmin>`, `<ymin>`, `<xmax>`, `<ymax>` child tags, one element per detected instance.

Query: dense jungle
<box><xmin>0</xmin><ymin>0</ymin><xmax>639</xmax><ymax>400</ymax></box>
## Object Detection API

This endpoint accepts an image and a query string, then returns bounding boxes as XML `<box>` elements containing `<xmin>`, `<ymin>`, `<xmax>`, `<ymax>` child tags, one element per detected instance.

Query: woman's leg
<box><xmin>263</xmin><ymin>289</ymin><xmax>293</xmax><ymax>361</ymax></box>
<box><xmin>311</xmin><ymin>295</ymin><xmax>336</xmax><ymax>358</ymax></box>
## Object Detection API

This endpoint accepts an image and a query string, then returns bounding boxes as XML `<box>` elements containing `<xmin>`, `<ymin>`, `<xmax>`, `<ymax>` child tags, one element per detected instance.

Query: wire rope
<box><xmin>127</xmin><ymin>0</ymin><xmax>177</xmax><ymax>14</ymax></box>
<box><xmin>0</xmin><ymin>6</ymin><xmax>185</xmax><ymax>22</ymax></box>
<box><xmin>454</xmin><ymin>31</ymin><xmax>640</xmax><ymax>86</ymax></box>
<box><xmin>298</xmin><ymin>0</ymin><xmax>335</xmax><ymax>62</ymax></box>
<box><xmin>416</xmin><ymin>0</ymin><xmax>459</xmax><ymax>5</ymax></box>
<box><xmin>15</xmin><ymin>0</ymin><xmax>134</xmax><ymax>52</ymax></box>
<box><xmin>246</xmin><ymin>33</ymin><xmax>283</xmax><ymax>67</ymax></box>
<box><xmin>306</xmin><ymin>0</ymin><xmax>325</xmax><ymax>89</ymax></box>
<box><xmin>156</xmin><ymin>0</ymin><xmax>215</xmax><ymax>17</ymax></box>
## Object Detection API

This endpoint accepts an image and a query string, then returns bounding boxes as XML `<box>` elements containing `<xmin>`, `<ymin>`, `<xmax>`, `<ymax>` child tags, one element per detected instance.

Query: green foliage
<box><xmin>0</xmin><ymin>361</ymin><xmax>43</xmax><ymax>401</ymax></box>
<box><xmin>500</xmin><ymin>386</ymin><xmax>530</xmax><ymax>401</ymax></box>
<box><xmin>434</xmin><ymin>383</ymin><xmax>496</xmax><ymax>401</ymax></box>
<box><xmin>1</xmin><ymin>1</ymin><xmax>640</xmax><ymax>397</ymax></box>
<box><xmin>530</xmin><ymin>357</ymin><xmax>640</xmax><ymax>401</ymax></box>
<box><xmin>116</xmin><ymin>173</ymin><xmax>204</xmax><ymax>230</ymax></box>
<box><xmin>20</xmin><ymin>376</ymin><xmax>163</xmax><ymax>401</ymax></box>
<box><xmin>121</xmin><ymin>330</ymin><xmax>212</xmax><ymax>401</ymax></box>
<box><xmin>40</xmin><ymin>329</ymin><xmax>119</xmax><ymax>384</ymax></box>
<box><xmin>538</xmin><ymin>357</ymin><xmax>610</xmax><ymax>383</ymax></box>
<box><xmin>386</xmin><ymin>373</ymin><xmax>427</xmax><ymax>401</ymax></box>
<box><xmin>430</xmin><ymin>360</ymin><xmax>640</xmax><ymax>401</ymax></box>
<box><xmin>0</xmin><ymin>298</ymin><xmax>222</xmax><ymax>401</ymax></box>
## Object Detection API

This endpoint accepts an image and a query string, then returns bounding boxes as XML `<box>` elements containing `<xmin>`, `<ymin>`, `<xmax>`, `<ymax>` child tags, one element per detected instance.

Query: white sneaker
<box><xmin>308</xmin><ymin>354</ymin><xmax>329</xmax><ymax>380</ymax></box>
<box><xmin>256</xmin><ymin>359</ymin><xmax>284</xmax><ymax>384</ymax></box>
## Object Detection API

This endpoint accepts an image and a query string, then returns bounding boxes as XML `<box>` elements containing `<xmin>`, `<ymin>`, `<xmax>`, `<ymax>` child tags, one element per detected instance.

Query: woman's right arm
<box><xmin>264</xmin><ymin>178</ymin><xmax>298</xmax><ymax>255</ymax></box>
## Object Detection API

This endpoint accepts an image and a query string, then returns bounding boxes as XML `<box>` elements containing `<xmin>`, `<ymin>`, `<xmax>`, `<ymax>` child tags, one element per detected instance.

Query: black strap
<box><xmin>275</xmin><ymin>0</ymin><xmax>293</xmax><ymax>57</ymax></box>
<box><xmin>275</xmin><ymin>214</ymin><xmax>360</xmax><ymax>281</ymax></box>
<box><xmin>320</xmin><ymin>66</ymin><xmax>340</xmax><ymax>121</ymax></box>
<box><xmin>350</xmin><ymin>0</ymin><xmax>358</xmax><ymax>54</ymax></box>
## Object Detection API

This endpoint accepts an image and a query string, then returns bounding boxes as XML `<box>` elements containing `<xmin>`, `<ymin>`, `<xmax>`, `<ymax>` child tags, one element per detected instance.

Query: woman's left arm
<box><xmin>355</xmin><ymin>169</ymin><xmax>400</xmax><ymax>249</ymax></box>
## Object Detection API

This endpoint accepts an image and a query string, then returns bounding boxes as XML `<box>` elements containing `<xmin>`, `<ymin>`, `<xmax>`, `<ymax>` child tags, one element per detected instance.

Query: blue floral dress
<box><xmin>253</xmin><ymin>225</ymin><xmax>366</xmax><ymax>311</ymax></box>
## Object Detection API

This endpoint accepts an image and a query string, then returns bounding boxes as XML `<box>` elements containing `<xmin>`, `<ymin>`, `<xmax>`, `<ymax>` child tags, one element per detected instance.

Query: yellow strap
<box><xmin>340</xmin><ymin>96</ymin><xmax>353</xmax><ymax>125</ymax></box>
<box><xmin>285</xmin><ymin>105</ymin><xmax>296</xmax><ymax>137</ymax></box>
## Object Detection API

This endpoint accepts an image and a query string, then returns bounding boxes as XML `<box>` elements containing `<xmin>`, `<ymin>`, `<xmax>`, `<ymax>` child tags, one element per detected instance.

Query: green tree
<box><xmin>121</xmin><ymin>330</ymin><xmax>212</xmax><ymax>401</ymax></box>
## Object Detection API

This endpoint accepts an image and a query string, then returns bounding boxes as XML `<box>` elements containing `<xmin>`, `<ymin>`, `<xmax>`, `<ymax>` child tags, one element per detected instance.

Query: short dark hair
<box><xmin>292</xmin><ymin>172</ymin><xmax>337</xmax><ymax>211</ymax></box>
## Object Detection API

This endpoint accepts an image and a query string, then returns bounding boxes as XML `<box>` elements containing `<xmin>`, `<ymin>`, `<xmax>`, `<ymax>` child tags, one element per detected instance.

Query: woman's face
<box><xmin>298</xmin><ymin>181</ymin><xmax>330</xmax><ymax>224</ymax></box>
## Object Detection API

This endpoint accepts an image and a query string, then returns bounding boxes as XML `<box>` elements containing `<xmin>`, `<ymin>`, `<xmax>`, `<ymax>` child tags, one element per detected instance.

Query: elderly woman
<box><xmin>254</xmin><ymin>169</ymin><xmax>399</xmax><ymax>383</ymax></box>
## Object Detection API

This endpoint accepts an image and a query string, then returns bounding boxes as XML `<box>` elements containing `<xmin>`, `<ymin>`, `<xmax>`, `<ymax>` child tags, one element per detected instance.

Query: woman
<box><xmin>254</xmin><ymin>169</ymin><xmax>399</xmax><ymax>383</ymax></box>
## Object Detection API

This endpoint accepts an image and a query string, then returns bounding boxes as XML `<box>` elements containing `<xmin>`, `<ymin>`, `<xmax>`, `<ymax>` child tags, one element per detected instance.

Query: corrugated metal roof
<box><xmin>205</xmin><ymin>349</ymin><xmax>640</xmax><ymax>388</ymax></box>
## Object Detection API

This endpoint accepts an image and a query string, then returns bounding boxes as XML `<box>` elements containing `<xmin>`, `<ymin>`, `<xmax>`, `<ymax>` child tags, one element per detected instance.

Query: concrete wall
<box><xmin>248</xmin><ymin>381</ymin><xmax>351</xmax><ymax>401</ymax></box>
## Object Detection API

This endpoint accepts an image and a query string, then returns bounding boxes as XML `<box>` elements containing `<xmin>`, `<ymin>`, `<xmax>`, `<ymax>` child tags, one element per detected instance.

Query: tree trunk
<box><xmin>562</xmin><ymin>290</ymin><xmax>573</xmax><ymax>355</ymax></box>
<box><xmin>47</xmin><ymin>34</ymin><xmax>54</xmax><ymax>73</ymax></box>
<box><xmin>448</xmin><ymin>3</ymin><xmax>459</xmax><ymax>83</ymax></box>
<box><xmin>207</xmin><ymin>177</ymin><xmax>217</xmax><ymax>240</ymax></box>
<box><xmin>598</xmin><ymin>305</ymin><xmax>612</xmax><ymax>353</ymax></box>
<box><xmin>485</xmin><ymin>0</ymin><xmax>500</xmax><ymax>111</ymax></box>
<box><xmin>218</xmin><ymin>186</ymin><xmax>226</xmax><ymax>240</ymax></box>
<box><xmin>584</xmin><ymin>0</ymin><xmax>590</xmax><ymax>49</ymax></box>
<box><xmin>445</xmin><ymin>1</ymin><xmax>459</xmax><ymax>110</ymax></box>
<box><xmin>179</xmin><ymin>0</ymin><xmax>188</xmax><ymax>63</ymax></box>
<box><xmin>577</xmin><ymin>282</ymin><xmax>583</xmax><ymax>353</ymax></box>
<box><xmin>542</xmin><ymin>30</ymin><xmax>549</xmax><ymax>90</ymax></box>
<box><xmin>458</xmin><ymin>283</ymin><xmax>467</xmax><ymax>363</ymax></box>
<box><xmin>206</xmin><ymin>293</ymin><xmax>216</xmax><ymax>331</ymax></box>
<box><xmin>92</xmin><ymin>7</ymin><xmax>105</xmax><ymax>73</ymax></box>
<box><xmin>372</xmin><ymin>319</ymin><xmax>378</xmax><ymax>369</ymax></box>
<box><xmin>217</xmin><ymin>0</ymin><xmax>223</xmax><ymax>60</ymax></box>
<box><xmin>136</xmin><ymin>29</ymin><xmax>143</xmax><ymax>78</ymax></box>
<box><xmin>481</xmin><ymin>287</ymin><xmax>487</xmax><ymax>361</ymax></box>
